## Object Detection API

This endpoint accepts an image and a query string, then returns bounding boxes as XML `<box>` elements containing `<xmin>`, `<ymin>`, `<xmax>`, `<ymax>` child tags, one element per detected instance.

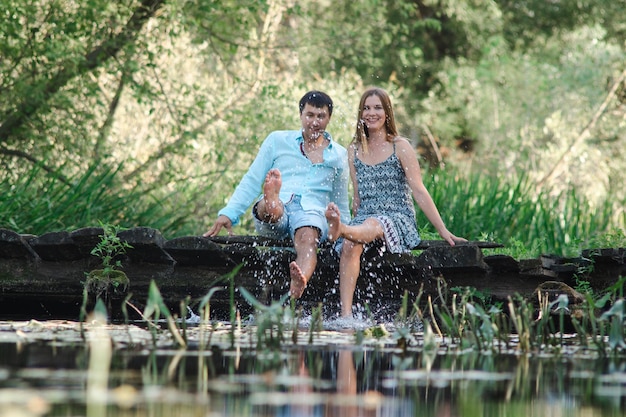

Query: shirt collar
<box><xmin>298</xmin><ymin>130</ymin><xmax>334</xmax><ymax>147</ymax></box>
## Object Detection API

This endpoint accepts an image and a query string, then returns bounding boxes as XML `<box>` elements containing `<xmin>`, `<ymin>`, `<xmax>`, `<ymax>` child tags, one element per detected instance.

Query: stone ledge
<box><xmin>0</xmin><ymin>226</ymin><xmax>623</xmax><ymax>320</ymax></box>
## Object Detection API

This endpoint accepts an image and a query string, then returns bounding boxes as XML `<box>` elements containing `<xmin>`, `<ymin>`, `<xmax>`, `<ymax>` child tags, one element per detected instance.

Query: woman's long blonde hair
<box><xmin>353</xmin><ymin>87</ymin><xmax>399</xmax><ymax>154</ymax></box>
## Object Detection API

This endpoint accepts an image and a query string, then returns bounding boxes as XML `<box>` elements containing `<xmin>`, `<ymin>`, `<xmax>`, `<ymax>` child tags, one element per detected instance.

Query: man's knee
<box><xmin>294</xmin><ymin>226</ymin><xmax>320</xmax><ymax>241</ymax></box>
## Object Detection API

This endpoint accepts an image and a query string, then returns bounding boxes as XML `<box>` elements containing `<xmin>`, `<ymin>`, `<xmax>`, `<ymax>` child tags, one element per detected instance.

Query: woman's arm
<box><xmin>395</xmin><ymin>137</ymin><xmax>465</xmax><ymax>245</ymax></box>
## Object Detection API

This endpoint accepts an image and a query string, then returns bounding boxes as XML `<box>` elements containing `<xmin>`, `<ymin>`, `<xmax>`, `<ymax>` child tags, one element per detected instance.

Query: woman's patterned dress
<box><xmin>350</xmin><ymin>142</ymin><xmax>421</xmax><ymax>253</ymax></box>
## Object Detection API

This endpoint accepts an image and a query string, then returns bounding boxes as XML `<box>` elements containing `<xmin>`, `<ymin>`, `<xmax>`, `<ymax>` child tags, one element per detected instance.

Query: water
<box><xmin>0</xmin><ymin>319</ymin><xmax>625</xmax><ymax>416</ymax></box>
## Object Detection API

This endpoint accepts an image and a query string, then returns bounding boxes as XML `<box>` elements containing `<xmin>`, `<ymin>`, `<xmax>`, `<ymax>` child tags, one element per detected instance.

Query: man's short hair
<box><xmin>299</xmin><ymin>91</ymin><xmax>333</xmax><ymax>116</ymax></box>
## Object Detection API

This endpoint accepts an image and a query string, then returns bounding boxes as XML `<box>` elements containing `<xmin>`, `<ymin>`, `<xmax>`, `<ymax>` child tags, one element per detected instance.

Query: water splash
<box><xmin>323</xmin><ymin>314</ymin><xmax>374</xmax><ymax>331</ymax></box>
<box><xmin>185</xmin><ymin>306</ymin><xmax>201</xmax><ymax>324</ymax></box>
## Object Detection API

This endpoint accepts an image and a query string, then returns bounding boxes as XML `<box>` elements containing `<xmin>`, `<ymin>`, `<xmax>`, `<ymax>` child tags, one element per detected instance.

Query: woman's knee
<box><xmin>342</xmin><ymin>240</ymin><xmax>363</xmax><ymax>258</ymax></box>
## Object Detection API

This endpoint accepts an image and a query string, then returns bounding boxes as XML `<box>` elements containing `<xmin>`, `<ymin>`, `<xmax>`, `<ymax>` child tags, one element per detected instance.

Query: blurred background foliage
<box><xmin>0</xmin><ymin>0</ymin><xmax>624</xmax><ymax>257</ymax></box>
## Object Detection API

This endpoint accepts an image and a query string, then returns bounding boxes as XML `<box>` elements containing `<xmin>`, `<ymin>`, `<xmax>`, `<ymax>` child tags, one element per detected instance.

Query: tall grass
<box><xmin>1</xmin><ymin>163</ymin><xmax>623</xmax><ymax>258</ymax></box>
<box><xmin>420</xmin><ymin>169</ymin><xmax>624</xmax><ymax>257</ymax></box>
<box><xmin>0</xmin><ymin>162</ymin><xmax>193</xmax><ymax>236</ymax></box>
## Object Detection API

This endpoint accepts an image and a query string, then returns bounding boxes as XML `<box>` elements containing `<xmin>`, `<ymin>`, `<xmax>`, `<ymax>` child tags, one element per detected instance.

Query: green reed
<box><xmin>421</xmin><ymin>169</ymin><xmax>623</xmax><ymax>257</ymax></box>
<box><xmin>308</xmin><ymin>303</ymin><xmax>324</xmax><ymax>344</ymax></box>
<box><xmin>66</xmin><ymin>217</ymin><xmax>625</xmax><ymax>358</ymax></box>
<box><xmin>73</xmin><ymin>260</ymin><xmax>626</xmax><ymax>358</ymax></box>
<box><xmin>155</xmin><ymin>281</ymin><xmax>187</xmax><ymax>346</ymax></box>
<box><xmin>0</xmin><ymin>162</ymin><xmax>193</xmax><ymax>236</ymax></box>
<box><xmin>382</xmin><ymin>274</ymin><xmax>626</xmax><ymax>356</ymax></box>
<box><xmin>3</xmin><ymin>162</ymin><xmax>623</xmax><ymax>260</ymax></box>
<box><xmin>239</xmin><ymin>287</ymin><xmax>291</xmax><ymax>350</ymax></box>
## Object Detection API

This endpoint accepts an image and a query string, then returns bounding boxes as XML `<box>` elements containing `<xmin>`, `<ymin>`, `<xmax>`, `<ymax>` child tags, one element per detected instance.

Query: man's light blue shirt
<box><xmin>219</xmin><ymin>130</ymin><xmax>350</xmax><ymax>227</ymax></box>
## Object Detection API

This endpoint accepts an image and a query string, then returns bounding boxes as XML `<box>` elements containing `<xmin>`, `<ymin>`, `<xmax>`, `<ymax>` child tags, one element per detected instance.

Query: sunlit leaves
<box><xmin>0</xmin><ymin>0</ymin><xmax>623</xmax><ymax>245</ymax></box>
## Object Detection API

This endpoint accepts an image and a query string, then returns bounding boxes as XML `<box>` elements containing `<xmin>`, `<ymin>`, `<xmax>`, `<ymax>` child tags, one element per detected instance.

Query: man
<box><xmin>204</xmin><ymin>91</ymin><xmax>350</xmax><ymax>298</ymax></box>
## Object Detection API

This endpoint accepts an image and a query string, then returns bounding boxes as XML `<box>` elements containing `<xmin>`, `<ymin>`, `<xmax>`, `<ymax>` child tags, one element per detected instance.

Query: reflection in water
<box><xmin>0</xmin><ymin>321</ymin><xmax>624</xmax><ymax>416</ymax></box>
<box><xmin>278</xmin><ymin>350</ymin><xmax>383</xmax><ymax>417</ymax></box>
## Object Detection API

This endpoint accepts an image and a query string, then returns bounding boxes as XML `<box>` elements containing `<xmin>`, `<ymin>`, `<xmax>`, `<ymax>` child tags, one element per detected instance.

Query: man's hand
<box><xmin>203</xmin><ymin>215</ymin><xmax>233</xmax><ymax>237</ymax></box>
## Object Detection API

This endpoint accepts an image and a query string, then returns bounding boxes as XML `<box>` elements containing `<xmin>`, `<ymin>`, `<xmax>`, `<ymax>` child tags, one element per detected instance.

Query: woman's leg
<box><xmin>326</xmin><ymin>203</ymin><xmax>386</xmax><ymax>317</ymax></box>
<box><xmin>326</xmin><ymin>203</ymin><xmax>384</xmax><ymax>243</ymax></box>
<box><xmin>339</xmin><ymin>218</ymin><xmax>385</xmax><ymax>243</ymax></box>
<box><xmin>339</xmin><ymin>240</ymin><xmax>364</xmax><ymax>317</ymax></box>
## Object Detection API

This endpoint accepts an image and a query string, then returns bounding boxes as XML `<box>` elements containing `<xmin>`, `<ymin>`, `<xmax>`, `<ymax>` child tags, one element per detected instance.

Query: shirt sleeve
<box><xmin>218</xmin><ymin>134</ymin><xmax>275</xmax><ymax>225</ymax></box>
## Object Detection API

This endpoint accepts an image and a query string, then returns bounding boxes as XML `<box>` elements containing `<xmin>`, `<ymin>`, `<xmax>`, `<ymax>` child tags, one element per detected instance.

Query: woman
<box><xmin>326</xmin><ymin>87</ymin><xmax>466</xmax><ymax>318</ymax></box>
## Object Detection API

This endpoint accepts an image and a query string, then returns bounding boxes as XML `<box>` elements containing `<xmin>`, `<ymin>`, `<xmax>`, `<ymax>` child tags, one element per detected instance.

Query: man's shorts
<box><xmin>253</xmin><ymin>194</ymin><xmax>328</xmax><ymax>241</ymax></box>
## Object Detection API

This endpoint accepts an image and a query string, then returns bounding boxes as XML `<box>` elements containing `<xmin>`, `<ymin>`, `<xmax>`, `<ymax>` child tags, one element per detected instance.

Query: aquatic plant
<box><xmin>599</xmin><ymin>299</ymin><xmax>626</xmax><ymax>350</ymax></box>
<box><xmin>239</xmin><ymin>286</ymin><xmax>291</xmax><ymax>350</ymax></box>
<box><xmin>79</xmin><ymin>222</ymin><xmax>133</xmax><ymax>328</ymax></box>
<box><xmin>409</xmin><ymin>276</ymin><xmax>626</xmax><ymax>357</ymax></box>
<box><xmin>392</xmin><ymin>291</ymin><xmax>420</xmax><ymax>350</ymax></box>
<box><xmin>79</xmin><ymin>255</ymin><xmax>626</xmax><ymax>358</ymax></box>
<box><xmin>464</xmin><ymin>302</ymin><xmax>497</xmax><ymax>351</ymax></box>
<box><xmin>142</xmin><ymin>280</ymin><xmax>186</xmax><ymax>348</ymax></box>
<box><xmin>84</xmin><ymin>222</ymin><xmax>132</xmax><ymax>299</ymax></box>
<box><xmin>307</xmin><ymin>303</ymin><xmax>324</xmax><ymax>345</ymax></box>
<box><xmin>603</xmin><ymin>275</ymin><xmax>626</xmax><ymax>302</ymax></box>
<box><xmin>197</xmin><ymin>286</ymin><xmax>227</xmax><ymax>323</ymax></box>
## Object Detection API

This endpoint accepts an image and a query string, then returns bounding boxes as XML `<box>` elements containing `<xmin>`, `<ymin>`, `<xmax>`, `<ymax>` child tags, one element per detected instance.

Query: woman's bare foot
<box><xmin>289</xmin><ymin>261</ymin><xmax>308</xmax><ymax>298</ymax></box>
<box><xmin>325</xmin><ymin>202</ymin><xmax>343</xmax><ymax>242</ymax></box>
<box><xmin>262</xmin><ymin>169</ymin><xmax>283</xmax><ymax>221</ymax></box>
<box><xmin>341</xmin><ymin>309</ymin><xmax>354</xmax><ymax>319</ymax></box>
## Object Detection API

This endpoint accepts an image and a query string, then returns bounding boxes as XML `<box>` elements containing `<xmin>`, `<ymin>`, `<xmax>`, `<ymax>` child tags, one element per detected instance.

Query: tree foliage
<box><xmin>0</xmin><ymin>0</ymin><xmax>164</xmax><ymax>163</ymax></box>
<box><xmin>0</xmin><ymin>0</ymin><xmax>624</xmax><ymax>244</ymax></box>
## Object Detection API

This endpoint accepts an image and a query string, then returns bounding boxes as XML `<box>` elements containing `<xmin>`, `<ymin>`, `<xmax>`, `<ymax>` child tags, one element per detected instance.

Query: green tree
<box><xmin>497</xmin><ymin>0</ymin><xmax>626</xmax><ymax>48</ymax></box>
<box><xmin>0</xmin><ymin>0</ymin><xmax>165</xmax><ymax>171</ymax></box>
<box><xmin>0</xmin><ymin>0</ymin><xmax>623</xmax><ymax>244</ymax></box>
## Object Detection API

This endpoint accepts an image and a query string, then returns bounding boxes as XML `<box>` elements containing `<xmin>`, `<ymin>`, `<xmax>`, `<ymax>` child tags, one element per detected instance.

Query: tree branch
<box><xmin>537</xmin><ymin>68</ymin><xmax>626</xmax><ymax>187</ymax></box>
<box><xmin>123</xmin><ymin>0</ymin><xmax>287</xmax><ymax>183</ymax></box>
<box><xmin>0</xmin><ymin>146</ymin><xmax>69</xmax><ymax>184</ymax></box>
<box><xmin>0</xmin><ymin>0</ymin><xmax>165</xmax><ymax>143</ymax></box>
<box><xmin>94</xmin><ymin>67</ymin><xmax>127</xmax><ymax>161</ymax></box>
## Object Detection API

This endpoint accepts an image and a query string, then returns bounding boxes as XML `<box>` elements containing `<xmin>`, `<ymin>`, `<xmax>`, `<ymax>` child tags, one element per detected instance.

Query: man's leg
<box><xmin>289</xmin><ymin>226</ymin><xmax>320</xmax><ymax>298</ymax></box>
<box><xmin>255</xmin><ymin>169</ymin><xmax>284</xmax><ymax>222</ymax></box>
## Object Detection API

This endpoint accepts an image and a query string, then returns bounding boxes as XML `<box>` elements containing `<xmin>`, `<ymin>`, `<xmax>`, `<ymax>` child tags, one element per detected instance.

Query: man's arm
<box><xmin>204</xmin><ymin>215</ymin><xmax>232</xmax><ymax>237</ymax></box>
<box><xmin>215</xmin><ymin>134</ymin><xmax>276</xmax><ymax>226</ymax></box>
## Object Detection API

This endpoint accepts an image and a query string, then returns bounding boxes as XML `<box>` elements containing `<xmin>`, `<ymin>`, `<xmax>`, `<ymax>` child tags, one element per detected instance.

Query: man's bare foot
<box><xmin>289</xmin><ymin>261</ymin><xmax>308</xmax><ymax>298</ymax></box>
<box><xmin>263</xmin><ymin>169</ymin><xmax>283</xmax><ymax>221</ymax></box>
<box><xmin>325</xmin><ymin>202</ymin><xmax>343</xmax><ymax>242</ymax></box>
